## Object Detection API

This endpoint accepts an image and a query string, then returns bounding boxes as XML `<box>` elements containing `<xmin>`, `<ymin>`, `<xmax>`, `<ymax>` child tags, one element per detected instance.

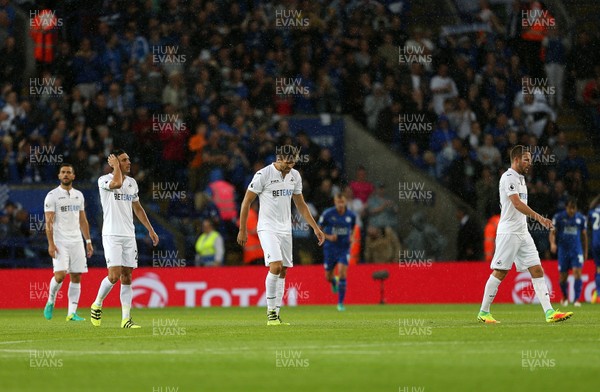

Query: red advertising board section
<box><xmin>1</xmin><ymin>261</ymin><xmax>597</xmax><ymax>309</ymax></box>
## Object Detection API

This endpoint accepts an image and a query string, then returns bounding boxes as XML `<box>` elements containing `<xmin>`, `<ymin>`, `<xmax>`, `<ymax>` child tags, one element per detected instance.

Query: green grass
<box><xmin>0</xmin><ymin>304</ymin><xmax>598</xmax><ymax>392</ymax></box>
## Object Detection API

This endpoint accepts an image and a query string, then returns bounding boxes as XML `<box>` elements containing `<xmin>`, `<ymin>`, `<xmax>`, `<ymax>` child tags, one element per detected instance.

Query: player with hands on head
<box><xmin>91</xmin><ymin>150</ymin><xmax>159</xmax><ymax>329</ymax></box>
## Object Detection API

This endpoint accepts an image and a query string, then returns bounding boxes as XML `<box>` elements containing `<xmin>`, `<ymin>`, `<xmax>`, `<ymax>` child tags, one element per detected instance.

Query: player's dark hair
<box><xmin>111</xmin><ymin>149</ymin><xmax>127</xmax><ymax>158</ymax></box>
<box><xmin>58</xmin><ymin>163</ymin><xmax>75</xmax><ymax>173</ymax></box>
<box><xmin>510</xmin><ymin>145</ymin><xmax>528</xmax><ymax>162</ymax></box>
<box><xmin>566</xmin><ymin>197</ymin><xmax>578</xmax><ymax>208</ymax></box>
<box><xmin>275</xmin><ymin>144</ymin><xmax>300</xmax><ymax>162</ymax></box>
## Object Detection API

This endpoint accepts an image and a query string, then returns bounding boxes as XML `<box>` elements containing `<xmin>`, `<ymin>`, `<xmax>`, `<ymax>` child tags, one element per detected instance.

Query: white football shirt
<box><xmin>248</xmin><ymin>164</ymin><xmax>302</xmax><ymax>234</ymax></box>
<box><xmin>44</xmin><ymin>186</ymin><xmax>85</xmax><ymax>243</ymax></box>
<box><xmin>497</xmin><ymin>168</ymin><xmax>528</xmax><ymax>234</ymax></box>
<box><xmin>98</xmin><ymin>173</ymin><xmax>139</xmax><ymax>237</ymax></box>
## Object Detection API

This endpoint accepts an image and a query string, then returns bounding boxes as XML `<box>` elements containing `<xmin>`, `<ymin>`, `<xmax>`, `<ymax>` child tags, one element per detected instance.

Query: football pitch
<box><xmin>0</xmin><ymin>304</ymin><xmax>598</xmax><ymax>392</ymax></box>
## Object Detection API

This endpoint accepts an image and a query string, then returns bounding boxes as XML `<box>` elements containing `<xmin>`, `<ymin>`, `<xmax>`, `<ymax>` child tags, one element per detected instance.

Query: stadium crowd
<box><xmin>1</xmin><ymin>0</ymin><xmax>599</xmax><ymax>264</ymax></box>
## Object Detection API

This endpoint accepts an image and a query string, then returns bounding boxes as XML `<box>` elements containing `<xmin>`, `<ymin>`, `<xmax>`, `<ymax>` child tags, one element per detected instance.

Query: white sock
<box><xmin>532</xmin><ymin>277</ymin><xmax>553</xmax><ymax>313</ymax></box>
<box><xmin>120</xmin><ymin>284</ymin><xmax>133</xmax><ymax>320</ymax></box>
<box><xmin>275</xmin><ymin>277</ymin><xmax>285</xmax><ymax>316</ymax></box>
<box><xmin>480</xmin><ymin>275</ymin><xmax>501</xmax><ymax>312</ymax></box>
<box><xmin>67</xmin><ymin>282</ymin><xmax>81</xmax><ymax>315</ymax></box>
<box><xmin>265</xmin><ymin>272</ymin><xmax>278</xmax><ymax>312</ymax></box>
<box><xmin>48</xmin><ymin>277</ymin><xmax>62</xmax><ymax>304</ymax></box>
<box><xmin>94</xmin><ymin>277</ymin><xmax>115</xmax><ymax>306</ymax></box>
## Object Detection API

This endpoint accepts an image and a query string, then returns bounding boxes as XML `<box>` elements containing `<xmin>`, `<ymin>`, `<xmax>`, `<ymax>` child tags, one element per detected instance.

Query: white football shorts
<box><xmin>52</xmin><ymin>241</ymin><xmax>88</xmax><ymax>273</ymax></box>
<box><xmin>102</xmin><ymin>235</ymin><xmax>138</xmax><ymax>268</ymax></box>
<box><xmin>490</xmin><ymin>233</ymin><xmax>541</xmax><ymax>272</ymax></box>
<box><xmin>257</xmin><ymin>231</ymin><xmax>293</xmax><ymax>267</ymax></box>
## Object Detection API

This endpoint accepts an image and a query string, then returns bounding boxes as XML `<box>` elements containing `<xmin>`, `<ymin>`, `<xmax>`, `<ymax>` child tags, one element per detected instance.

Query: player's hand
<box><xmin>107</xmin><ymin>154</ymin><xmax>118</xmax><ymax>168</ymax></box>
<box><xmin>237</xmin><ymin>230</ymin><xmax>248</xmax><ymax>247</ymax></box>
<box><xmin>48</xmin><ymin>244</ymin><xmax>58</xmax><ymax>259</ymax></box>
<box><xmin>149</xmin><ymin>231</ymin><xmax>159</xmax><ymax>246</ymax></box>
<box><xmin>550</xmin><ymin>243</ymin><xmax>557</xmax><ymax>254</ymax></box>
<box><xmin>328</xmin><ymin>233</ymin><xmax>338</xmax><ymax>242</ymax></box>
<box><xmin>315</xmin><ymin>228</ymin><xmax>325</xmax><ymax>246</ymax></box>
<box><xmin>537</xmin><ymin>216</ymin><xmax>553</xmax><ymax>230</ymax></box>
<box><xmin>86</xmin><ymin>243</ymin><xmax>94</xmax><ymax>258</ymax></box>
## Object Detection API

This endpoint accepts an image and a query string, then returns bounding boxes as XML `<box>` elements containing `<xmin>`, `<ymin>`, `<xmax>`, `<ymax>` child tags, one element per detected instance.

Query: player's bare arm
<box><xmin>292</xmin><ymin>193</ymin><xmax>325</xmax><ymax>246</ymax></box>
<box><xmin>132</xmin><ymin>201</ymin><xmax>159</xmax><ymax>246</ymax></box>
<box><xmin>508</xmin><ymin>194</ymin><xmax>554</xmax><ymax>229</ymax></box>
<box><xmin>79</xmin><ymin>210</ymin><xmax>94</xmax><ymax>257</ymax></box>
<box><xmin>237</xmin><ymin>190</ymin><xmax>258</xmax><ymax>246</ymax></box>
<box><xmin>44</xmin><ymin>211</ymin><xmax>57</xmax><ymax>258</ymax></box>
<box><xmin>107</xmin><ymin>154</ymin><xmax>124</xmax><ymax>189</ymax></box>
<box><xmin>549</xmin><ymin>225</ymin><xmax>557</xmax><ymax>254</ymax></box>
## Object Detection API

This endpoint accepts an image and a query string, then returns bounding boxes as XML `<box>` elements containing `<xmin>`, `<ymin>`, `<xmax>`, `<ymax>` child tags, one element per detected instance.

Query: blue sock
<box><xmin>574</xmin><ymin>278</ymin><xmax>582</xmax><ymax>302</ymax></box>
<box><xmin>338</xmin><ymin>278</ymin><xmax>347</xmax><ymax>304</ymax></box>
<box><xmin>559</xmin><ymin>281</ymin><xmax>568</xmax><ymax>299</ymax></box>
<box><xmin>596</xmin><ymin>273</ymin><xmax>600</xmax><ymax>294</ymax></box>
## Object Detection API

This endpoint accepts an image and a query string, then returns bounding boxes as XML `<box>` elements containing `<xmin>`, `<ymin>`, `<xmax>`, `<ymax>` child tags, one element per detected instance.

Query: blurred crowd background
<box><xmin>1</xmin><ymin>0</ymin><xmax>599</xmax><ymax>266</ymax></box>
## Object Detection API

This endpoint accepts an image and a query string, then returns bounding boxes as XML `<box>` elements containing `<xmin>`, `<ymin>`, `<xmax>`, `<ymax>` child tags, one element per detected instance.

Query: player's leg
<box><xmin>323</xmin><ymin>252</ymin><xmax>337</xmax><ymax>293</ymax></box>
<box><xmin>274</xmin><ymin>234</ymin><xmax>293</xmax><ymax>324</ymax></box>
<box><xmin>275</xmin><ymin>266</ymin><xmax>287</xmax><ymax>317</ymax></box>
<box><xmin>66</xmin><ymin>273</ymin><xmax>85</xmax><ymax>321</ymax></box>
<box><xmin>91</xmin><ymin>236</ymin><xmax>122</xmax><ymax>326</ymax></box>
<box><xmin>525</xmin><ymin>262</ymin><xmax>573</xmax><ymax>322</ymax></box>
<box><xmin>336</xmin><ymin>258</ymin><xmax>348</xmax><ymax>311</ymax></box>
<box><xmin>478</xmin><ymin>234</ymin><xmax>514</xmax><ymax>323</ymax></box>
<box><xmin>120</xmin><ymin>237</ymin><xmax>140</xmax><ymax>328</ymax></box>
<box><xmin>572</xmin><ymin>266</ymin><xmax>583</xmax><ymax>306</ymax></box>
<box><xmin>557</xmin><ymin>249</ymin><xmax>570</xmax><ymax>306</ymax></box>
<box><xmin>66</xmin><ymin>241</ymin><xmax>87</xmax><ymax>321</ymax></box>
<box><xmin>44</xmin><ymin>269</ymin><xmax>66</xmax><ymax>320</ymax></box>
<box><xmin>258</xmin><ymin>231</ymin><xmax>286</xmax><ymax>325</ymax></box>
<box><xmin>558</xmin><ymin>271</ymin><xmax>569</xmax><ymax>306</ymax></box>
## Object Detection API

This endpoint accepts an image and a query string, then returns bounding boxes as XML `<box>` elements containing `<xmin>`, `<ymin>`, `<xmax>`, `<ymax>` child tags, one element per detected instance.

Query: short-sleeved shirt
<box><xmin>318</xmin><ymin>207</ymin><xmax>356</xmax><ymax>252</ymax></box>
<box><xmin>98</xmin><ymin>173</ymin><xmax>139</xmax><ymax>237</ymax></box>
<box><xmin>552</xmin><ymin>211</ymin><xmax>586</xmax><ymax>254</ymax></box>
<box><xmin>497</xmin><ymin>168</ymin><xmax>528</xmax><ymax>235</ymax></box>
<box><xmin>44</xmin><ymin>186</ymin><xmax>85</xmax><ymax>243</ymax></box>
<box><xmin>247</xmin><ymin>164</ymin><xmax>302</xmax><ymax>235</ymax></box>
<box><xmin>588</xmin><ymin>206</ymin><xmax>600</xmax><ymax>250</ymax></box>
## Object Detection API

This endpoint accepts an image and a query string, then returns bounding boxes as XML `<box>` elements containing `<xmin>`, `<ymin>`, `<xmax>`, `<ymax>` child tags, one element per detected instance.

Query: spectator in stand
<box><xmin>478</xmin><ymin>133</ymin><xmax>502</xmax><ymax>171</ymax></box>
<box><xmin>429</xmin><ymin>115</ymin><xmax>457</xmax><ymax>154</ymax></box>
<box><xmin>349</xmin><ymin>165</ymin><xmax>375</xmax><ymax>204</ymax></box>
<box><xmin>404</xmin><ymin>211</ymin><xmax>446</xmax><ymax>261</ymax></box>
<box><xmin>364</xmin><ymin>83</ymin><xmax>391</xmax><ymax>132</ymax></box>
<box><xmin>364</xmin><ymin>226</ymin><xmax>401</xmax><ymax>263</ymax></box>
<box><xmin>456</xmin><ymin>205</ymin><xmax>483</xmax><ymax>261</ymax></box>
<box><xmin>559</xmin><ymin>144</ymin><xmax>589</xmax><ymax>181</ymax></box>
<box><xmin>406</xmin><ymin>141</ymin><xmax>427</xmax><ymax>170</ymax></box>
<box><xmin>342</xmin><ymin>186</ymin><xmax>365</xmax><ymax>229</ymax></box>
<box><xmin>568</xmin><ymin>30</ymin><xmax>599</xmax><ymax>106</ymax></box>
<box><xmin>194</xmin><ymin>219</ymin><xmax>224</xmax><ymax>267</ymax></box>
<box><xmin>449</xmin><ymin>98</ymin><xmax>477</xmax><ymax>140</ymax></box>
<box><xmin>519</xmin><ymin>93</ymin><xmax>556</xmax><ymax>138</ymax></box>
<box><xmin>72</xmin><ymin>38</ymin><xmax>103</xmax><ymax>101</ymax></box>
<box><xmin>188</xmin><ymin>123</ymin><xmax>206</xmax><ymax>193</ymax></box>
<box><xmin>404</xmin><ymin>27</ymin><xmax>435</xmax><ymax>73</ymax></box>
<box><xmin>430</xmin><ymin>64</ymin><xmax>458</xmax><ymax>115</ymax></box>
<box><xmin>447</xmin><ymin>142</ymin><xmax>482</xmax><ymax>206</ymax></box>
<box><xmin>552</xmin><ymin>180</ymin><xmax>569</xmax><ymax>213</ymax></box>
<box><xmin>542</xmin><ymin>28</ymin><xmax>569</xmax><ymax>109</ymax></box>
<box><xmin>367</xmin><ymin>183</ymin><xmax>398</xmax><ymax>231</ymax></box>
<box><xmin>476</xmin><ymin>166</ymin><xmax>499</xmax><ymax>221</ymax></box>
<box><xmin>582</xmin><ymin>74</ymin><xmax>600</xmax><ymax>131</ymax></box>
